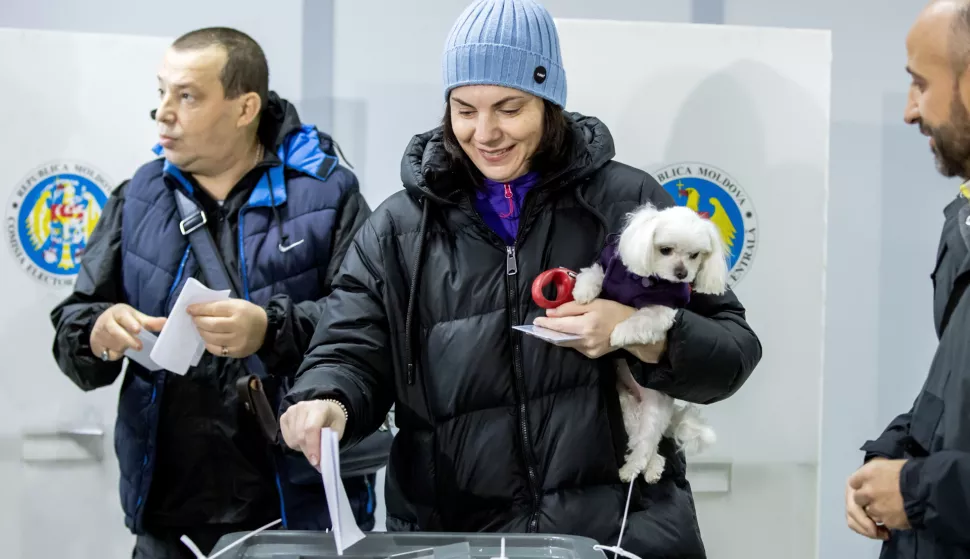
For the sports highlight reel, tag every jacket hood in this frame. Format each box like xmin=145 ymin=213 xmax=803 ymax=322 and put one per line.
xmin=260 ymin=91 xmax=345 ymax=179
xmin=400 ymin=111 xmax=616 ymax=205
xmin=152 ymin=91 xmax=343 ymax=180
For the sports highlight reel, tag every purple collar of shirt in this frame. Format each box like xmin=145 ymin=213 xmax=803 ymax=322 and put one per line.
xmin=472 ymin=172 xmax=541 ymax=246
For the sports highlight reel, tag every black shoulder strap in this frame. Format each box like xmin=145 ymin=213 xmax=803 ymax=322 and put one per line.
xmin=173 ymin=188 xmax=267 ymax=378
xmin=173 ymin=189 xmax=243 ymax=297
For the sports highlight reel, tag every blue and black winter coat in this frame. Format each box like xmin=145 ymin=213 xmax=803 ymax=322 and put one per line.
xmin=51 ymin=93 xmax=387 ymax=535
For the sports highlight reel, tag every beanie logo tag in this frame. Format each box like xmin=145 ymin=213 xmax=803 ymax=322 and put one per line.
xmin=533 ymin=66 xmax=547 ymax=84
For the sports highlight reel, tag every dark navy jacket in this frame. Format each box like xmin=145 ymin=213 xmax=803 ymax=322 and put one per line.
xmin=51 ymin=94 xmax=382 ymax=535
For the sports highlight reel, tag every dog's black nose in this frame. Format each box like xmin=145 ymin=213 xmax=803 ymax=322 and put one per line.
xmin=674 ymin=267 xmax=688 ymax=280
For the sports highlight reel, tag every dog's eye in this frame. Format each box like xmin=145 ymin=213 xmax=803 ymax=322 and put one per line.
xmin=659 ymin=247 xmax=673 ymax=256
xmin=689 ymin=252 xmax=700 ymax=260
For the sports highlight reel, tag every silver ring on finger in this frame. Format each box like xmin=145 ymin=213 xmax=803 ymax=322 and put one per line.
xmin=101 ymin=349 xmax=110 ymax=362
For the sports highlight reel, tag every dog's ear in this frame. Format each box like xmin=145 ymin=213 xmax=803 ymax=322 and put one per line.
xmin=622 ymin=203 xmax=661 ymax=227
xmin=617 ymin=204 xmax=661 ymax=275
xmin=694 ymin=220 xmax=729 ymax=295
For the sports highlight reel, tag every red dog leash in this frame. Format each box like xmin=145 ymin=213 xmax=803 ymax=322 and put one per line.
xmin=531 ymin=267 xmax=578 ymax=309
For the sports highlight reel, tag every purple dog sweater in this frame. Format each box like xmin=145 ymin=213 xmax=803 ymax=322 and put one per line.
xmin=598 ymin=236 xmax=691 ymax=309
xmin=472 ymin=172 xmax=540 ymax=246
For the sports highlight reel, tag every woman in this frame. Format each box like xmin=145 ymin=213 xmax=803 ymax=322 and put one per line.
xmin=280 ymin=0 xmax=761 ymax=556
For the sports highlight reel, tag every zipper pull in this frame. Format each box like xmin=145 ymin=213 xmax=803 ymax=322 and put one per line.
xmin=500 ymin=183 xmax=514 ymax=218
xmin=506 ymin=246 xmax=518 ymax=276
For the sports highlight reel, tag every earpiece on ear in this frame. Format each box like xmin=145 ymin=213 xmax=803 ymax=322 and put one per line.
xmin=694 ymin=220 xmax=729 ymax=295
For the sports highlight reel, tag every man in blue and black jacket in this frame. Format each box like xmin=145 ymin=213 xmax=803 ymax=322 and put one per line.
xmin=50 ymin=27 xmax=390 ymax=558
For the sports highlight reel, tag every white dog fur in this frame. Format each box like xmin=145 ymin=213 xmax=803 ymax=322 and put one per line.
xmin=572 ymin=203 xmax=728 ymax=483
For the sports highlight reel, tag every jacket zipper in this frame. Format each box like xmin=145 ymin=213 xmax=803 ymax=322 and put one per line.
xmin=505 ymin=246 xmax=518 ymax=275
xmin=456 ymin=186 xmax=552 ymax=531
xmin=461 ymin=192 xmax=543 ymax=531
xmin=504 ymin=245 xmax=541 ymax=532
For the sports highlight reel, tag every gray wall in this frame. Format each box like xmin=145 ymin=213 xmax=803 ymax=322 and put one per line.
xmin=0 ymin=0 xmax=308 ymax=100
xmin=0 ymin=0 xmax=955 ymax=557
xmin=720 ymin=2 xmax=949 ymax=557
xmin=328 ymin=1 xmax=692 ymax=204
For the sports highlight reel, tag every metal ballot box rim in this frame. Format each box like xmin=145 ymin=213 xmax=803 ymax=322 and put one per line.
xmin=209 ymin=530 xmax=608 ymax=559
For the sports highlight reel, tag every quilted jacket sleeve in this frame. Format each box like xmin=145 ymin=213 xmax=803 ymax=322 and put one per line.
xmin=256 ymin=187 xmax=372 ymax=376
xmin=280 ymin=217 xmax=394 ymax=447
xmin=640 ymin=290 xmax=762 ymax=404
xmin=49 ymin=181 xmax=128 ymax=391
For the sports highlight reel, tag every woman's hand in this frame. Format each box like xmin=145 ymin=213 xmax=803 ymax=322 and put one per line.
xmin=280 ymin=400 xmax=348 ymax=468
xmin=533 ymin=299 xmax=635 ymax=358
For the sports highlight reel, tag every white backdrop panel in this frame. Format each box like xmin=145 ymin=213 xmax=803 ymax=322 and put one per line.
xmin=0 ymin=27 xmax=172 ymax=558
xmin=557 ymin=19 xmax=832 ymax=466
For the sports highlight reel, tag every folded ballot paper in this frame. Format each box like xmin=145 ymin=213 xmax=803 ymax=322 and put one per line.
xmin=123 ymin=328 xmax=164 ymax=371
xmin=181 ymin=518 xmax=282 ymax=559
xmin=321 ymin=427 xmax=367 ymax=554
xmin=149 ymin=277 xmax=231 ymax=375
xmin=180 ymin=428 xmax=368 ymax=558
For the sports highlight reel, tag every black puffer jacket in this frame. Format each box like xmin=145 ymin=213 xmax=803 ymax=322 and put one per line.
xmin=283 ymin=113 xmax=762 ymax=558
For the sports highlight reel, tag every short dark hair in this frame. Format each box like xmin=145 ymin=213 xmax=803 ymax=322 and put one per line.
xmin=172 ymin=27 xmax=269 ymax=109
xmin=441 ymin=98 xmax=573 ymax=186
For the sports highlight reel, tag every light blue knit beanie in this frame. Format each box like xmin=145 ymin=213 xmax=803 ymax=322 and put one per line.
xmin=443 ymin=0 xmax=567 ymax=107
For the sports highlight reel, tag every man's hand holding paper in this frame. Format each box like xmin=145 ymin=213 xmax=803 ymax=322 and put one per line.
xmin=149 ymin=278 xmax=231 ymax=374
xmin=187 ymin=299 xmax=268 ymax=359
xmin=89 ymin=303 xmax=167 ymax=362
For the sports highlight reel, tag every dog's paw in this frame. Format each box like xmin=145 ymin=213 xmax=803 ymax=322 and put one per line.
xmin=657 ymin=307 xmax=677 ymax=330
xmin=572 ymin=264 xmax=605 ymax=304
xmin=642 ymin=454 xmax=666 ymax=484
xmin=618 ymin=462 xmax=641 ymax=482
xmin=609 ymin=307 xmax=675 ymax=347
xmin=610 ymin=319 xmax=657 ymax=347
xmin=610 ymin=323 xmax=636 ymax=347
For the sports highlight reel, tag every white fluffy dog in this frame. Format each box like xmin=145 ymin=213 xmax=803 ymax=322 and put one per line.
xmin=572 ymin=203 xmax=729 ymax=483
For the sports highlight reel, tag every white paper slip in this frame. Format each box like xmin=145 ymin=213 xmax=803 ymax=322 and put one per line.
xmin=124 ymin=330 xmax=163 ymax=371
xmin=190 ymin=338 xmax=206 ymax=368
xmin=180 ymin=518 xmax=281 ymax=559
xmin=321 ymin=427 xmax=366 ymax=555
xmin=150 ymin=277 xmax=231 ymax=375
xmin=512 ymin=324 xmax=583 ymax=344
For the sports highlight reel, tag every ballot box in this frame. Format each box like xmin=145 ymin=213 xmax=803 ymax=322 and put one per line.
xmin=208 ymin=531 xmax=607 ymax=559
